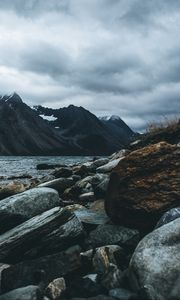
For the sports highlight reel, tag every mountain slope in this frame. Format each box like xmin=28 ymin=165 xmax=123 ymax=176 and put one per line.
xmin=0 ymin=93 xmax=134 ymax=155
xmin=34 ymin=104 xmax=134 ymax=154
xmin=0 ymin=94 xmax=75 ymax=155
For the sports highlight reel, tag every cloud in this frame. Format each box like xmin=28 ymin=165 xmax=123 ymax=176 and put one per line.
xmin=0 ymin=0 xmax=179 ymax=131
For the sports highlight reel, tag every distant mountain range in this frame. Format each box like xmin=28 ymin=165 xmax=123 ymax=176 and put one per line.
xmin=0 ymin=93 xmax=134 ymax=155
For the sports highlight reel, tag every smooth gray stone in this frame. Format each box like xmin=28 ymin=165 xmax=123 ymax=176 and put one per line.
xmin=129 ymin=218 xmax=180 ymax=300
xmin=0 ymin=188 xmax=60 ymax=233
xmin=0 ymin=285 xmax=42 ymax=300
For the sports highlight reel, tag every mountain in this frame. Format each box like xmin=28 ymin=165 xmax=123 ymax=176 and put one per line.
xmin=99 ymin=115 xmax=134 ymax=144
xmin=34 ymin=104 xmax=134 ymax=154
xmin=0 ymin=93 xmax=134 ymax=155
xmin=0 ymin=94 xmax=75 ymax=155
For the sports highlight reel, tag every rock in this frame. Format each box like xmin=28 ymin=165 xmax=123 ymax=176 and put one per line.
xmin=0 ymin=182 xmax=27 ymax=200
xmin=83 ymin=274 xmax=98 ymax=282
xmin=2 ymin=245 xmax=81 ymax=293
xmin=129 ymin=217 xmax=180 ymax=300
xmin=94 ymin=178 xmax=109 ymax=199
xmin=0 ymin=188 xmax=60 ymax=234
xmin=105 ymin=142 xmax=180 ymax=233
xmin=52 ymin=167 xmax=72 ymax=178
xmin=37 ymin=164 xmax=64 ymax=170
xmin=66 ymin=277 xmax=103 ymax=298
xmin=45 ymin=278 xmax=66 ymax=300
xmin=109 ymin=288 xmax=137 ymax=300
xmin=81 ymin=158 xmax=110 ymax=171
xmin=38 ymin=178 xmax=74 ymax=195
xmin=24 ymin=210 xmax=84 ymax=259
xmin=168 ymin=276 xmax=180 ymax=300
xmin=7 ymin=174 xmax=32 ymax=180
xmin=66 ymin=204 xmax=85 ymax=212
xmin=74 ymin=209 xmax=109 ymax=228
xmin=92 ymin=245 xmax=124 ymax=275
xmin=155 ymin=207 xmax=180 ymax=229
xmin=110 ymin=149 xmax=127 ymax=161
xmin=0 ymin=264 xmax=10 ymax=293
xmin=71 ymin=295 xmax=114 ymax=300
xmin=76 ymin=174 xmax=108 ymax=190
xmin=0 ymin=207 xmax=83 ymax=263
xmin=81 ymin=245 xmax=125 ymax=278
xmin=63 ymin=174 xmax=108 ymax=201
xmin=93 ymin=158 xmax=109 ymax=168
xmin=73 ymin=165 xmax=90 ymax=177
xmin=97 ymin=158 xmax=124 ymax=173
xmin=89 ymin=200 xmax=105 ymax=212
xmin=87 ymin=224 xmax=139 ymax=251
xmin=79 ymin=192 xmax=95 ymax=203
xmin=0 ymin=285 xmax=42 ymax=300
xmin=100 ymin=263 xmax=123 ymax=290
xmin=72 ymin=175 xmax=82 ymax=182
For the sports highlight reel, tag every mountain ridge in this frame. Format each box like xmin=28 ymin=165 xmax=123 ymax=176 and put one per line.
xmin=0 ymin=93 xmax=134 ymax=155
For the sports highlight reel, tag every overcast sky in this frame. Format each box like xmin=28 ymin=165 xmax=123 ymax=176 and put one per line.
xmin=0 ymin=0 xmax=180 ymax=131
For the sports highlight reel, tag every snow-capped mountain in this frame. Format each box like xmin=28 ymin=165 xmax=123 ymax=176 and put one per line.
xmin=0 ymin=93 xmax=134 ymax=155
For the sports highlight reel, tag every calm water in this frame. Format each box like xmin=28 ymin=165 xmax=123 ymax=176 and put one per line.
xmin=0 ymin=156 xmax=94 ymax=180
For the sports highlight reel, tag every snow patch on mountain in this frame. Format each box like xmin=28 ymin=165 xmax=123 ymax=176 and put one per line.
xmin=99 ymin=115 xmax=121 ymax=121
xmin=39 ymin=114 xmax=57 ymax=121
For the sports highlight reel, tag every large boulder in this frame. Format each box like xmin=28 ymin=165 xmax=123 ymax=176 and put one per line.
xmin=0 ymin=188 xmax=60 ymax=233
xmin=128 ymin=217 xmax=180 ymax=300
xmin=105 ymin=142 xmax=180 ymax=232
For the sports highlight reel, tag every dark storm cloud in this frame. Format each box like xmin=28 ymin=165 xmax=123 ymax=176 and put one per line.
xmin=0 ymin=0 xmax=179 ymax=131
xmin=20 ymin=42 xmax=70 ymax=78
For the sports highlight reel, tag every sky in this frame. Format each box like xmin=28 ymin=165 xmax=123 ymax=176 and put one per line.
xmin=0 ymin=0 xmax=180 ymax=131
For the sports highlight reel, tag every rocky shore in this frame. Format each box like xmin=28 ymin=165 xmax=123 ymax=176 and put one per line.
xmin=0 ymin=125 xmax=179 ymax=300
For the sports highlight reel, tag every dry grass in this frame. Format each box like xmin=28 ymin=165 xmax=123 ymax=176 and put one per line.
xmin=146 ymin=116 xmax=179 ymax=135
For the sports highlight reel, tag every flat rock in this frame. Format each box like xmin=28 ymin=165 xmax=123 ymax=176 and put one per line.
xmin=97 ymin=158 xmax=124 ymax=173
xmin=0 ymin=187 xmax=60 ymax=233
xmin=105 ymin=142 xmax=180 ymax=233
xmin=87 ymin=224 xmax=139 ymax=250
xmin=0 ymin=207 xmax=82 ymax=263
xmin=74 ymin=209 xmax=109 ymax=227
xmin=38 ymin=178 xmax=74 ymax=195
xmin=129 ymin=218 xmax=180 ymax=300
xmin=2 ymin=245 xmax=81 ymax=293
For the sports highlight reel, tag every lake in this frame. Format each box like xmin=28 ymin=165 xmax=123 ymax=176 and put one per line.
xmin=0 ymin=156 xmax=94 ymax=181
